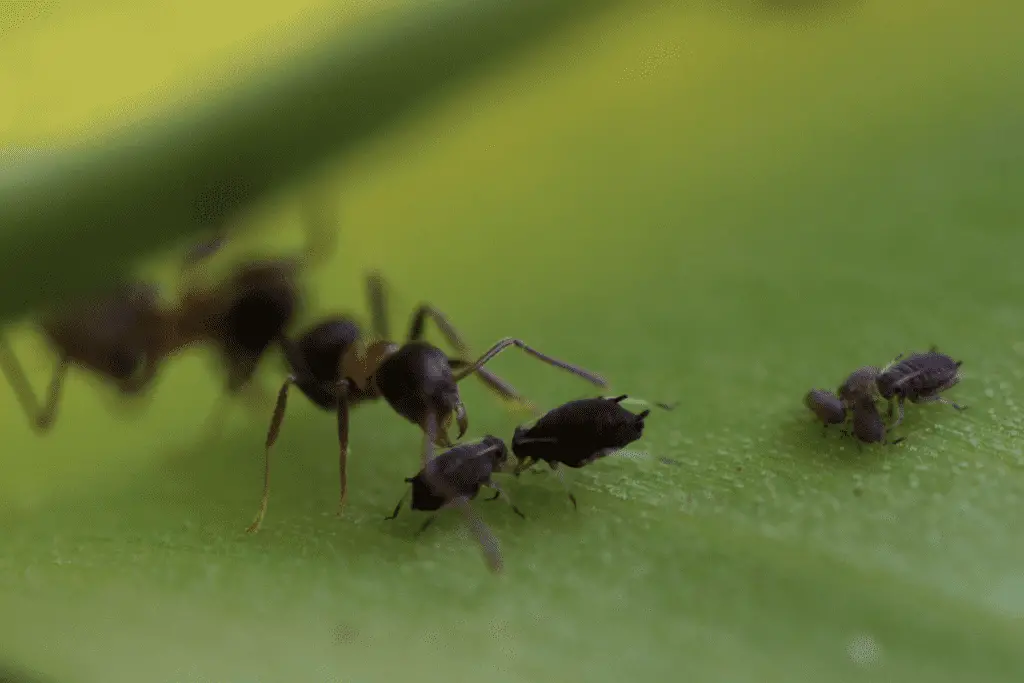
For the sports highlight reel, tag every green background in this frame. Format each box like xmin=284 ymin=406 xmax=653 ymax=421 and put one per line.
xmin=2 ymin=2 xmax=1023 ymax=681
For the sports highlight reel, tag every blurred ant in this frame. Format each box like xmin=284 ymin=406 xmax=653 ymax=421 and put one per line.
xmin=0 ymin=197 xmax=337 ymax=433
xmin=384 ymin=435 xmax=524 ymax=572
xmin=509 ymin=394 xmax=668 ymax=509
xmin=245 ymin=270 xmax=607 ymax=532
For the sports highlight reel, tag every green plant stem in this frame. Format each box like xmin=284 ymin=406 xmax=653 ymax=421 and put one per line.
xmin=0 ymin=0 xmax=627 ymax=322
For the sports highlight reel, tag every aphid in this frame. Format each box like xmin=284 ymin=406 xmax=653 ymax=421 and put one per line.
xmin=510 ymin=394 xmax=649 ymax=509
xmin=804 ymin=388 xmax=846 ymax=434
xmin=876 ymin=347 xmax=966 ymax=428
xmin=245 ymin=270 xmax=604 ymax=532
xmin=844 ymin=396 xmax=904 ymax=448
xmin=837 ymin=365 xmax=881 ymax=405
xmin=384 ymin=435 xmax=524 ymax=572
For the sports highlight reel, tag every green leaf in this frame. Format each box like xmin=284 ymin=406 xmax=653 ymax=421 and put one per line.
xmin=0 ymin=0 xmax=626 ymax=323
xmin=2 ymin=2 xmax=1024 ymax=682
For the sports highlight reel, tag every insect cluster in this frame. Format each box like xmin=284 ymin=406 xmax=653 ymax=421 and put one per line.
xmin=804 ymin=346 xmax=967 ymax=447
xmin=1 ymin=212 xmax=665 ymax=573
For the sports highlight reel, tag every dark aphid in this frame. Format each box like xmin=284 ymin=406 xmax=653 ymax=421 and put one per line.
xmin=876 ymin=347 xmax=966 ymax=429
xmin=804 ymin=388 xmax=846 ymax=434
xmin=510 ymin=394 xmax=649 ymax=509
xmin=384 ymin=435 xmax=525 ymax=573
xmin=245 ymin=271 xmax=607 ymax=533
xmin=845 ymin=397 xmax=904 ymax=448
xmin=837 ymin=365 xmax=881 ymax=405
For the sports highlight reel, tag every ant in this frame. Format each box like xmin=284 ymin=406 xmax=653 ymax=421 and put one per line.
xmin=384 ymin=435 xmax=524 ymax=573
xmin=0 ymin=199 xmax=336 ymax=434
xmin=245 ymin=270 xmax=608 ymax=532
xmin=509 ymin=394 xmax=664 ymax=509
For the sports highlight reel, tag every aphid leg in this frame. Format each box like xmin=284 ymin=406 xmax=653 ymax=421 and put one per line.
xmin=335 ymin=379 xmax=353 ymax=516
xmin=549 ymin=463 xmax=578 ymax=510
xmin=0 ymin=335 xmax=68 ymax=433
xmin=486 ymin=481 xmax=526 ymax=519
xmin=887 ymin=437 xmax=906 ymax=446
xmin=384 ymin=483 xmax=412 ymax=521
xmin=453 ymin=337 xmax=607 ymax=389
xmin=889 ymin=396 xmax=907 ymax=429
xmin=246 ymin=375 xmax=295 ymax=533
xmin=421 ymin=412 xmax=503 ymax=572
xmin=913 ymin=395 xmax=968 ymax=412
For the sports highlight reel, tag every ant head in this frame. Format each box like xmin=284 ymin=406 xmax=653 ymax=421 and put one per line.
xmin=480 ymin=435 xmax=511 ymax=469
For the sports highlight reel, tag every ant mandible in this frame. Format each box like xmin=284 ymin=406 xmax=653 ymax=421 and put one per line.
xmin=245 ymin=271 xmax=607 ymax=532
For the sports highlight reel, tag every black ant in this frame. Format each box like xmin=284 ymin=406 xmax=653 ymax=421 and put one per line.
xmin=509 ymin=394 xmax=664 ymax=509
xmin=0 ymin=200 xmax=335 ymax=434
xmin=245 ymin=270 xmax=607 ymax=532
xmin=384 ymin=435 xmax=525 ymax=573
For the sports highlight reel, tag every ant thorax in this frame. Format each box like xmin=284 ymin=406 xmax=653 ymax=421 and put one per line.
xmin=343 ymin=339 xmax=399 ymax=392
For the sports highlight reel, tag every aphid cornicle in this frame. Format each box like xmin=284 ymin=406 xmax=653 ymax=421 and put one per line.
xmin=245 ymin=270 xmax=607 ymax=534
xmin=876 ymin=347 xmax=966 ymax=429
xmin=384 ymin=435 xmax=525 ymax=573
xmin=511 ymin=394 xmax=650 ymax=509
xmin=804 ymin=388 xmax=846 ymax=434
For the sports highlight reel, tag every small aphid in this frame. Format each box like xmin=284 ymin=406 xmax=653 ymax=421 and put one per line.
xmin=876 ymin=347 xmax=966 ymax=429
xmin=837 ymin=365 xmax=881 ymax=405
xmin=385 ymin=435 xmax=525 ymax=573
xmin=804 ymin=388 xmax=846 ymax=435
xmin=511 ymin=394 xmax=650 ymax=509
xmin=845 ymin=397 xmax=904 ymax=448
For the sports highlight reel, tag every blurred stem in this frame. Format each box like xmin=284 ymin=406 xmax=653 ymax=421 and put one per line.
xmin=0 ymin=0 xmax=628 ymax=322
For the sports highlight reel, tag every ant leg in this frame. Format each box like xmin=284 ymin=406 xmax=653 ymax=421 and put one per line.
xmin=246 ymin=375 xmax=295 ymax=533
xmin=404 ymin=301 xmax=531 ymax=410
xmin=448 ymin=358 xmax=531 ymax=409
xmin=335 ymin=380 xmax=353 ymax=516
xmin=421 ymin=412 xmax=503 ymax=573
xmin=487 ymin=481 xmax=526 ymax=519
xmin=34 ymin=356 xmax=70 ymax=432
xmin=296 ymin=188 xmax=341 ymax=270
xmin=550 ymin=463 xmax=578 ymax=510
xmin=0 ymin=334 xmax=57 ymax=432
xmin=182 ymin=232 xmax=229 ymax=268
xmin=452 ymin=338 xmax=607 ymax=389
xmin=484 ymin=490 xmax=502 ymax=502
xmin=366 ymin=271 xmax=390 ymax=341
